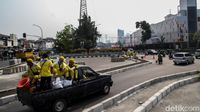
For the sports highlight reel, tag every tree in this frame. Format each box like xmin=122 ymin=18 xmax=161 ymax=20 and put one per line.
xmin=54 ymin=25 xmax=75 ymax=53
xmin=160 ymin=35 xmax=165 ymax=49
xmin=75 ymin=14 xmax=101 ymax=54
xmin=193 ymin=31 xmax=200 ymax=49
xmin=135 ymin=21 xmax=151 ymax=44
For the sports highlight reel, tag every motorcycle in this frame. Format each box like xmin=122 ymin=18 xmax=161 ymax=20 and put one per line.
xmin=157 ymin=54 xmax=163 ymax=64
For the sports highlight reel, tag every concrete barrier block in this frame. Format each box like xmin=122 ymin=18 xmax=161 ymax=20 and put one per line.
xmin=179 ymin=81 xmax=185 ymax=87
xmin=166 ymin=86 xmax=171 ymax=95
xmin=155 ymin=92 xmax=162 ymax=101
xmin=189 ymin=71 xmax=198 ymax=75
xmin=91 ymin=103 xmax=103 ymax=112
xmin=160 ymin=88 xmax=167 ymax=97
xmin=133 ymin=106 xmax=145 ymax=112
xmin=0 ymin=94 xmax=17 ymax=106
xmin=143 ymin=80 xmax=151 ymax=87
xmin=102 ymin=97 xmax=114 ymax=109
xmin=127 ymin=87 xmax=136 ymax=95
xmin=174 ymin=82 xmax=180 ymax=89
xmin=112 ymin=94 xmax=122 ymax=105
xmin=169 ymin=84 xmax=175 ymax=91
xmin=148 ymin=96 xmax=157 ymax=107
xmin=149 ymin=78 xmax=160 ymax=85
xmin=137 ymin=82 xmax=146 ymax=89
xmin=120 ymin=91 xmax=129 ymax=99
xmin=142 ymin=100 xmax=153 ymax=112
xmin=189 ymin=77 xmax=199 ymax=83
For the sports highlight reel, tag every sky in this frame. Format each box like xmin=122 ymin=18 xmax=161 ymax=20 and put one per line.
xmin=0 ymin=0 xmax=199 ymax=41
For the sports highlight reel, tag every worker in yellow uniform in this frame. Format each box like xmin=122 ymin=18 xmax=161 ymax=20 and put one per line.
xmin=54 ymin=56 xmax=69 ymax=79
xmin=68 ymin=58 xmax=79 ymax=81
xmin=26 ymin=58 xmax=41 ymax=87
xmin=39 ymin=53 xmax=54 ymax=90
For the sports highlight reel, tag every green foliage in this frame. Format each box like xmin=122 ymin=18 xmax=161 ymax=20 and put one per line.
xmin=135 ymin=21 xmax=152 ymax=44
xmin=39 ymin=51 xmax=51 ymax=57
xmin=75 ymin=14 xmax=101 ymax=52
xmin=71 ymin=48 xmax=86 ymax=53
xmin=55 ymin=25 xmax=75 ymax=53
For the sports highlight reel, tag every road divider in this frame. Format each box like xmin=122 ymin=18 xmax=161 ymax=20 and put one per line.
xmin=134 ymin=76 xmax=199 ymax=112
xmin=2 ymin=64 xmax=27 ymax=75
xmin=83 ymin=70 xmax=199 ymax=112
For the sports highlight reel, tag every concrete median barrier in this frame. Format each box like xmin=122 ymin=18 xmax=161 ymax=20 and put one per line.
xmin=0 ymin=94 xmax=17 ymax=106
xmin=133 ymin=76 xmax=199 ymax=112
xmin=83 ymin=70 xmax=199 ymax=112
xmin=2 ymin=64 xmax=27 ymax=75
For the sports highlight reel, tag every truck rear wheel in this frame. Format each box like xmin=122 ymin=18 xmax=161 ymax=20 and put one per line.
xmin=52 ymin=99 xmax=67 ymax=112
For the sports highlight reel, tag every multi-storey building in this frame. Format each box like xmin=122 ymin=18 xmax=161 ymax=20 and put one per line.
xmin=132 ymin=0 xmax=198 ymax=48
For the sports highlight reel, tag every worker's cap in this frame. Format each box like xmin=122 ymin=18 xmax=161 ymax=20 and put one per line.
xmin=27 ymin=58 xmax=33 ymax=63
xmin=59 ymin=56 xmax=65 ymax=61
xmin=69 ymin=58 xmax=75 ymax=63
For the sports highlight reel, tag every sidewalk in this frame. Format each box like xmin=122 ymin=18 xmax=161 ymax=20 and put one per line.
xmin=0 ymin=57 xmax=139 ymax=90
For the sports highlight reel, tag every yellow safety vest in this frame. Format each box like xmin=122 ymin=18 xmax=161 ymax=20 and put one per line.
xmin=27 ymin=64 xmax=41 ymax=79
xmin=69 ymin=64 xmax=79 ymax=80
xmin=54 ymin=62 xmax=67 ymax=77
xmin=39 ymin=59 xmax=53 ymax=77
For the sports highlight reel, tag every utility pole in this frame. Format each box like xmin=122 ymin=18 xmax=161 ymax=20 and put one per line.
xmin=79 ymin=0 xmax=88 ymax=25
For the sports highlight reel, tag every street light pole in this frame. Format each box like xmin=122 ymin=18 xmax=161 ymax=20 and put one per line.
xmin=32 ymin=24 xmax=43 ymax=39
xmin=32 ymin=24 xmax=43 ymax=50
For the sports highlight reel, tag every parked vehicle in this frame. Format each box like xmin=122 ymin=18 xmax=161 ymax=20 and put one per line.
xmin=17 ymin=65 xmax=113 ymax=112
xmin=173 ymin=52 xmax=194 ymax=65
xmin=145 ymin=49 xmax=158 ymax=55
xmin=195 ymin=49 xmax=200 ymax=59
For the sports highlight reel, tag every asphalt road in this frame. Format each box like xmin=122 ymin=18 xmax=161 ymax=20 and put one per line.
xmin=0 ymin=57 xmax=136 ymax=90
xmin=1 ymin=56 xmax=200 ymax=112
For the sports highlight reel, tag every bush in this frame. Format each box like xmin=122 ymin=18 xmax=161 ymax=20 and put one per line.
xmin=71 ymin=49 xmax=86 ymax=53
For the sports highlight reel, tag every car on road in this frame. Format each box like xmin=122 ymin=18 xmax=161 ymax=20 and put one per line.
xmin=195 ymin=49 xmax=200 ymax=59
xmin=17 ymin=65 xmax=113 ymax=112
xmin=145 ymin=49 xmax=158 ymax=55
xmin=173 ymin=52 xmax=194 ymax=65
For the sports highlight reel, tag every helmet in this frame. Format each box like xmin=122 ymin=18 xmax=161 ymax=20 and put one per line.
xmin=27 ymin=58 xmax=33 ymax=63
xmin=69 ymin=58 xmax=75 ymax=63
xmin=59 ymin=56 xmax=65 ymax=61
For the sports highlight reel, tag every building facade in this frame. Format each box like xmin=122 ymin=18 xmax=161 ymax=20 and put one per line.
xmin=117 ymin=29 xmax=125 ymax=45
xmin=133 ymin=0 xmax=198 ymax=48
xmin=0 ymin=34 xmax=18 ymax=48
xmin=198 ymin=9 xmax=200 ymax=31
xmin=35 ymin=37 xmax=55 ymax=50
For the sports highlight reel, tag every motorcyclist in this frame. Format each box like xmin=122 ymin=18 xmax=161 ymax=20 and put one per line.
xmin=158 ymin=53 xmax=163 ymax=64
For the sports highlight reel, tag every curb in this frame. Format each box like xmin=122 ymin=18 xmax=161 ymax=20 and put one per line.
xmin=105 ymin=61 xmax=152 ymax=76
xmin=0 ymin=60 xmax=152 ymax=106
xmin=133 ymin=76 xmax=199 ymax=112
xmin=0 ymin=94 xmax=17 ymax=106
xmin=82 ymin=70 xmax=199 ymax=112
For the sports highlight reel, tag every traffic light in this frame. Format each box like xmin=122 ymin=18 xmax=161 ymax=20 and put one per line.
xmin=23 ymin=33 xmax=26 ymax=38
